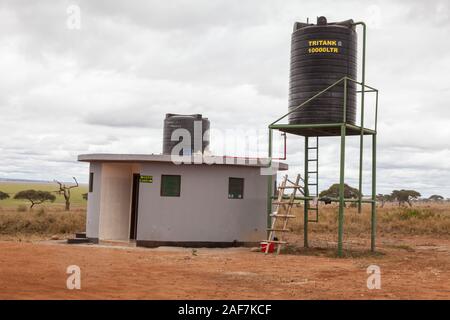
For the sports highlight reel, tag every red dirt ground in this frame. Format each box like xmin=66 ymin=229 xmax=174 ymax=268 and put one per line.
xmin=0 ymin=235 xmax=449 ymax=299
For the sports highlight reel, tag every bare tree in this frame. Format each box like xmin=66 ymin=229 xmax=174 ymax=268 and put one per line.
xmin=54 ymin=177 xmax=79 ymax=211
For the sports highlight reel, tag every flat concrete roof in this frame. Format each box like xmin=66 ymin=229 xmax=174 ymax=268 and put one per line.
xmin=78 ymin=153 xmax=288 ymax=170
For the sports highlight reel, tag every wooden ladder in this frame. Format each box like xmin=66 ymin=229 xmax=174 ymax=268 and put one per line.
xmin=264 ymin=174 xmax=304 ymax=254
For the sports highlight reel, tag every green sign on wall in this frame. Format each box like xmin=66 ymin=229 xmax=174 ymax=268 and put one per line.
xmin=140 ymin=175 xmax=153 ymax=183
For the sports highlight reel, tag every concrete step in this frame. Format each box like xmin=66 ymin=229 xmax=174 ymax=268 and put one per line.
xmin=75 ymin=232 xmax=86 ymax=238
xmin=67 ymin=238 xmax=91 ymax=244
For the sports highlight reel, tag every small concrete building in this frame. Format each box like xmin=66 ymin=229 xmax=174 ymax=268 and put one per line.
xmin=78 ymin=154 xmax=287 ymax=247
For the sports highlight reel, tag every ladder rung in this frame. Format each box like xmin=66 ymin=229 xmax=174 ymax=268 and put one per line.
xmin=279 ymin=185 xmax=302 ymax=189
xmin=307 ymin=147 xmax=318 ymax=150
xmin=308 ymin=207 xmax=319 ymax=210
xmin=308 ymin=183 xmax=318 ymax=186
xmin=308 ymin=171 xmax=318 ymax=174
xmin=267 ymin=228 xmax=291 ymax=232
xmin=262 ymin=240 xmax=287 ymax=244
xmin=272 ymin=201 xmax=295 ymax=205
xmin=270 ymin=214 xmax=296 ymax=218
xmin=308 ymin=159 xmax=318 ymax=161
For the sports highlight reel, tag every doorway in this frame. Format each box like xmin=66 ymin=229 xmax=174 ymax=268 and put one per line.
xmin=129 ymin=173 xmax=140 ymax=240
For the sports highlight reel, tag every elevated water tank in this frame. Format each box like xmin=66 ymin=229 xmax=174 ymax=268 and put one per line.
xmin=288 ymin=16 xmax=357 ymax=125
xmin=162 ymin=114 xmax=210 ymax=155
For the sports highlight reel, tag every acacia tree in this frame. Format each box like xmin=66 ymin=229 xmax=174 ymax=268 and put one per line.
xmin=54 ymin=177 xmax=79 ymax=211
xmin=0 ymin=191 xmax=10 ymax=200
xmin=14 ymin=190 xmax=56 ymax=209
xmin=428 ymin=195 xmax=444 ymax=202
xmin=319 ymin=183 xmax=361 ymax=206
xmin=0 ymin=191 xmax=9 ymax=200
xmin=391 ymin=189 xmax=421 ymax=207
xmin=320 ymin=183 xmax=361 ymax=198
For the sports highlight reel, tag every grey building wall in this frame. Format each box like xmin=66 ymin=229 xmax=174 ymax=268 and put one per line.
xmin=136 ymin=163 xmax=269 ymax=244
xmin=85 ymin=160 xmax=273 ymax=246
xmin=86 ymin=162 xmax=102 ymax=239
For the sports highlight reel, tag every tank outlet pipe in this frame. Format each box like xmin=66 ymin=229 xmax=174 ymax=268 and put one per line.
xmin=223 ymin=132 xmax=286 ymax=161
xmin=352 ymin=21 xmax=366 ymax=213
xmin=272 ymin=132 xmax=287 ymax=160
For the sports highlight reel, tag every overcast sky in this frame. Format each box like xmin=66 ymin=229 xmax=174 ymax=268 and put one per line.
xmin=0 ymin=0 xmax=449 ymax=197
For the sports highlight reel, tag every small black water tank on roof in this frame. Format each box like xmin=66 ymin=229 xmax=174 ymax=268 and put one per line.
xmin=163 ymin=114 xmax=210 ymax=156
xmin=288 ymin=16 xmax=357 ymax=125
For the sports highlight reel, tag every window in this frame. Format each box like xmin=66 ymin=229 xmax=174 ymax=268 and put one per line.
xmin=228 ymin=177 xmax=244 ymax=199
xmin=161 ymin=175 xmax=181 ymax=197
xmin=89 ymin=172 xmax=94 ymax=192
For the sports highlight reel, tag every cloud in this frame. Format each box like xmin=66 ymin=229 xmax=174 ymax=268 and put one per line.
xmin=0 ymin=0 xmax=449 ymax=197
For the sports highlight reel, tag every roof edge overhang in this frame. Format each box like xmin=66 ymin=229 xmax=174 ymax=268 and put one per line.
xmin=78 ymin=153 xmax=288 ymax=171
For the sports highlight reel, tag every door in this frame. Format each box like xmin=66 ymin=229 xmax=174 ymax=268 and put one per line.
xmin=129 ymin=173 xmax=140 ymax=240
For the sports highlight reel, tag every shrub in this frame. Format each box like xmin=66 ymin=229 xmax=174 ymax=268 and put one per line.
xmin=396 ymin=208 xmax=435 ymax=220
xmin=17 ymin=205 xmax=27 ymax=212
xmin=36 ymin=207 xmax=46 ymax=216
xmin=0 ymin=210 xmax=86 ymax=235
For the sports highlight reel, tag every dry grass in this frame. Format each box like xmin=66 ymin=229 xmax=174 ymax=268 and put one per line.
xmin=0 ymin=205 xmax=85 ymax=240
xmin=0 ymin=200 xmax=449 ymax=243
xmin=281 ymin=202 xmax=450 ymax=237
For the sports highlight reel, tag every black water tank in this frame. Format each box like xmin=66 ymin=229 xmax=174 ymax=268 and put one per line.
xmin=288 ymin=17 xmax=357 ymax=124
xmin=163 ymin=114 xmax=210 ymax=155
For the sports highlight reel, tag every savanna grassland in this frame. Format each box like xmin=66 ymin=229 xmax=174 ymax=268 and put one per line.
xmin=0 ymin=180 xmax=449 ymax=243
xmin=281 ymin=202 xmax=450 ymax=257
xmin=290 ymin=202 xmax=450 ymax=238
xmin=0 ymin=181 xmax=87 ymax=240
xmin=0 ymin=181 xmax=87 ymax=207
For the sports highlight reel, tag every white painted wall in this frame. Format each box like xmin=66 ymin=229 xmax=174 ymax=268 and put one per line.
xmin=98 ymin=163 xmax=133 ymax=240
xmin=136 ymin=163 xmax=270 ymax=243
xmin=86 ymin=162 xmax=102 ymax=239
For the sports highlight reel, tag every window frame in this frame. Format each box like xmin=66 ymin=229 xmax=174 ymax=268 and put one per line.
xmin=160 ymin=174 xmax=181 ymax=197
xmin=228 ymin=177 xmax=244 ymax=199
xmin=89 ymin=172 xmax=94 ymax=192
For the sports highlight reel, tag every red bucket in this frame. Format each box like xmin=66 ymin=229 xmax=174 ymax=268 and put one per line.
xmin=260 ymin=241 xmax=275 ymax=253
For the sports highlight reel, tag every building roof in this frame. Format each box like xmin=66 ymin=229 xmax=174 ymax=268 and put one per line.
xmin=78 ymin=153 xmax=288 ymax=170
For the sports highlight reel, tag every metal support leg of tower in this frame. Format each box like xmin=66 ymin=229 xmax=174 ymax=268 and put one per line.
xmin=356 ymin=21 xmax=367 ymax=213
xmin=267 ymin=129 xmax=273 ymax=234
xmin=338 ymin=124 xmax=346 ymax=257
xmin=304 ymin=137 xmax=309 ymax=248
xmin=371 ymin=134 xmax=377 ymax=252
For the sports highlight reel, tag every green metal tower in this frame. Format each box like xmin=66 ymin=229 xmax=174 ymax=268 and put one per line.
xmin=266 ymin=22 xmax=378 ymax=257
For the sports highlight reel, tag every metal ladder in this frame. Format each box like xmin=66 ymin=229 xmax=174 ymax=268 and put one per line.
xmin=306 ymin=137 xmax=319 ymax=223
xmin=264 ymin=174 xmax=303 ymax=254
